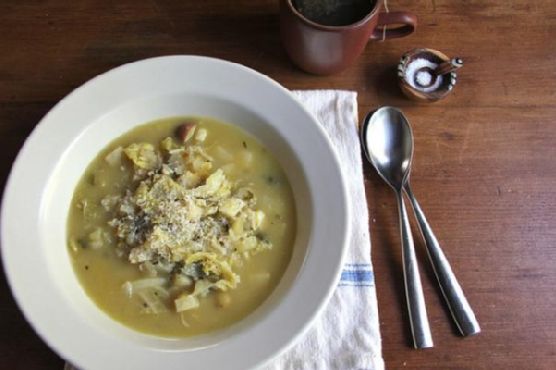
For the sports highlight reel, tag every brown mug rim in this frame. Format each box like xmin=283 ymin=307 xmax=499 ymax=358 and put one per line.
xmin=284 ymin=0 xmax=382 ymax=30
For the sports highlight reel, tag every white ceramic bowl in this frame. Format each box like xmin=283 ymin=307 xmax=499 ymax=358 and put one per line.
xmin=1 ymin=56 xmax=350 ymax=370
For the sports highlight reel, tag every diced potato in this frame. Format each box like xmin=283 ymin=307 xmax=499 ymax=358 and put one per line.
xmin=219 ymin=198 xmax=244 ymax=218
xmin=124 ymin=143 xmax=160 ymax=170
xmin=191 ymin=157 xmax=212 ymax=174
xmin=186 ymin=202 xmax=203 ymax=220
xmin=204 ymin=169 xmax=225 ymax=193
xmin=129 ymin=243 xmax=156 ymax=264
xmin=250 ymin=272 xmax=271 ymax=287
xmin=239 ymin=150 xmax=253 ymax=167
xmin=252 ymin=210 xmax=265 ymax=229
xmin=171 ymin=274 xmax=193 ymax=288
xmin=195 ymin=128 xmax=208 ymax=142
xmin=133 ymin=182 xmax=149 ymax=205
xmin=122 ymin=281 xmax=133 ymax=298
xmin=230 ymin=219 xmax=244 ymax=238
xmin=242 ymin=236 xmax=257 ymax=251
xmin=88 ymin=227 xmax=106 ymax=249
xmin=122 ymin=277 xmax=166 ymax=296
xmin=150 ymin=286 xmax=170 ymax=300
xmin=69 ymin=238 xmax=82 ymax=253
xmin=206 ymin=206 xmax=219 ymax=215
xmin=167 ymin=152 xmax=185 ymax=175
xmin=192 ymin=280 xmax=212 ymax=298
xmin=139 ymin=261 xmax=158 ymax=277
xmin=160 ymin=137 xmax=178 ymax=152
xmin=100 ymin=195 xmax=120 ymax=211
xmin=161 ymin=164 xmax=174 ymax=175
xmin=179 ymin=171 xmax=201 ymax=188
xmin=76 ymin=198 xmax=88 ymax=210
xmin=105 ymin=147 xmax=123 ymax=167
xmin=139 ymin=289 xmax=168 ymax=314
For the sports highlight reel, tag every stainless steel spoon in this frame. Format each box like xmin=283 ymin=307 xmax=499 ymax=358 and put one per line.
xmin=362 ymin=106 xmax=481 ymax=340
xmin=361 ymin=106 xmax=433 ymax=349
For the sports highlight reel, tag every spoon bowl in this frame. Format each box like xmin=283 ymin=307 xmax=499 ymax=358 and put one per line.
xmin=361 ymin=107 xmax=413 ymax=191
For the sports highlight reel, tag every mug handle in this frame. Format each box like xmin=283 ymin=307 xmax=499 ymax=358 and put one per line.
xmin=370 ymin=11 xmax=417 ymax=41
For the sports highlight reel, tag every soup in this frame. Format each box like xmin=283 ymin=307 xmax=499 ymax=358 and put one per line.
xmin=67 ymin=117 xmax=296 ymax=337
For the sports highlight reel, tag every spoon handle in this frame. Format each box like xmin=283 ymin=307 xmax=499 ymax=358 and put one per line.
xmin=404 ymin=184 xmax=481 ymax=336
xmin=434 ymin=57 xmax=463 ymax=76
xmin=395 ymin=190 xmax=434 ymax=349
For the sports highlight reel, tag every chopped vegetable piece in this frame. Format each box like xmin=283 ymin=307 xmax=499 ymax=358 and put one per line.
xmin=250 ymin=272 xmax=271 ymax=287
xmin=69 ymin=238 xmax=83 ymax=252
xmin=124 ymin=143 xmax=160 ymax=171
xmin=220 ymin=198 xmax=244 ymax=218
xmin=139 ymin=261 xmax=158 ymax=277
xmin=138 ymin=289 xmax=168 ymax=314
xmin=176 ymin=123 xmax=196 ymax=143
xmin=88 ymin=228 xmax=107 ymax=249
xmin=239 ymin=150 xmax=253 ymax=167
xmin=171 ymin=273 xmax=193 ymax=288
xmin=105 ymin=146 xmax=123 ymax=167
xmin=121 ymin=277 xmax=166 ymax=297
xmin=195 ymin=128 xmax=207 ymax=142
xmin=175 ymin=294 xmax=200 ymax=312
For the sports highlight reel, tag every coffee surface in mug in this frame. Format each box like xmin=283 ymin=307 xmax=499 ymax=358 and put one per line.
xmin=293 ymin=0 xmax=376 ymax=26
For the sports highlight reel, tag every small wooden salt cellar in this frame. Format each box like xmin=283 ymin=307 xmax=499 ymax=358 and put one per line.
xmin=398 ymin=48 xmax=461 ymax=102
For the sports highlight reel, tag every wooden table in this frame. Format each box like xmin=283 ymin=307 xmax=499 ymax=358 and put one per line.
xmin=1 ymin=1 xmax=555 ymax=369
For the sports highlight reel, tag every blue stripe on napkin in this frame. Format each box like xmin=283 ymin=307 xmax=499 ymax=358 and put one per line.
xmin=340 ymin=270 xmax=373 ymax=282
xmin=338 ymin=266 xmax=374 ymax=287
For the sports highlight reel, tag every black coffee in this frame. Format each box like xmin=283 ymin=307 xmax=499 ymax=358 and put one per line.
xmin=293 ymin=0 xmax=375 ymax=27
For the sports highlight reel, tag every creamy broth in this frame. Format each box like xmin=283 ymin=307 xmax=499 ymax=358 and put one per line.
xmin=67 ymin=117 xmax=296 ymax=337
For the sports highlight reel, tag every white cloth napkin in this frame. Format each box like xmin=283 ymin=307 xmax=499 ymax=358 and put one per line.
xmin=261 ymin=90 xmax=384 ymax=370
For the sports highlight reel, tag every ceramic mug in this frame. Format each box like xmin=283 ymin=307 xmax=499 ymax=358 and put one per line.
xmin=280 ymin=0 xmax=417 ymax=75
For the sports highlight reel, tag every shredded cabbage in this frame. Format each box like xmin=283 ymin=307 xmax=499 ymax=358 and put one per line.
xmin=108 ymin=129 xmax=273 ymax=314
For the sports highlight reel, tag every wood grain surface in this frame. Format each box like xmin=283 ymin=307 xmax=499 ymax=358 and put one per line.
xmin=1 ymin=1 xmax=555 ymax=369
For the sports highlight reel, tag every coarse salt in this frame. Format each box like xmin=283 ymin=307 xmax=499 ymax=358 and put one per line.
xmin=415 ymin=70 xmax=432 ymax=87
xmin=404 ymin=58 xmax=443 ymax=93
